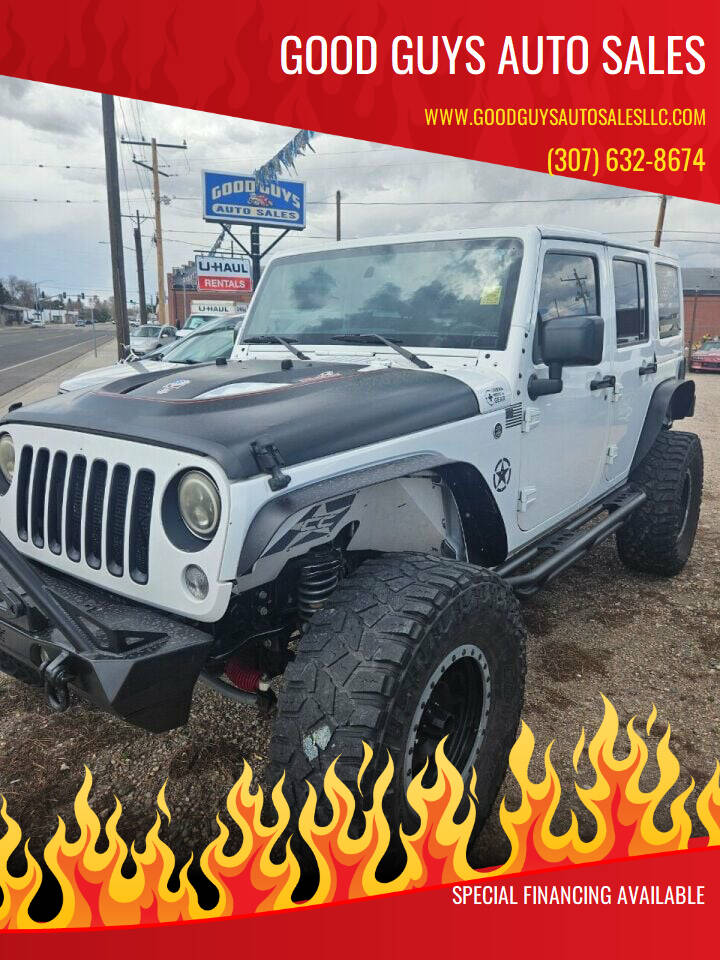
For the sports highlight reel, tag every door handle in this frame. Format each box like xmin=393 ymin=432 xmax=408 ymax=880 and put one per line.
xmin=590 ymin=374 xmax=616 ymax=391
xmin=639 ymin=361 xmax=657 ymax=375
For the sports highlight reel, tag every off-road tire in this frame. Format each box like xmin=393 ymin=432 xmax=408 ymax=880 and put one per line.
xmin=269 ymin=553 xmax=526 ymax=829
xmin=617 ymin=429 xmax=703 ymax=576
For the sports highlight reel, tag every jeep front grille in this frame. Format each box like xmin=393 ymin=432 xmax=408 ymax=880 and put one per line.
xmin=16 ymin=445 xmax=155 ymax=585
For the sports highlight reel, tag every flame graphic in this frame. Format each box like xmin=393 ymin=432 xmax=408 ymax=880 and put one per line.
xmin=1 ymin=696 xmax=718 ymax=928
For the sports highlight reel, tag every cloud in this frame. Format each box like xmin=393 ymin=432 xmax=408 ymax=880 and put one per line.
xmin=0 ymin=76 xmax=99 ymax=138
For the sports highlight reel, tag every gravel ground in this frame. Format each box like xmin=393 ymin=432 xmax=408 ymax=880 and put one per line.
xmin=1 ymin=375 xmax=718 ymax=872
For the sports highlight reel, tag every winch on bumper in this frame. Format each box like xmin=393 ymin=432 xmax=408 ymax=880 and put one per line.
xmin=0 ymin=528 xmax=212 ymax=731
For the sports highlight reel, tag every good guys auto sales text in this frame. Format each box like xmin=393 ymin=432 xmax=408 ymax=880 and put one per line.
xmin=280 ymin=35 xmax=706 ymax=76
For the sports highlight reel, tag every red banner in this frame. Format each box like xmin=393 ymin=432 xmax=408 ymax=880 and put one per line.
xmin=197 ymin=277 xmax=251 ymax=292
xmin=0 ymin=0 xmax=718 ymax=200
xmin=1 ymin=846 xmax=719 ymax=960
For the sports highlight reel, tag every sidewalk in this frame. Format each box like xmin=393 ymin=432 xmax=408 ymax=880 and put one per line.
xmin=2 ymin=338 xmax=119 ymax=411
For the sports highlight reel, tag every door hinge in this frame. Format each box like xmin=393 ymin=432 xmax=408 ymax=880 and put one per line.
xmin=522 ymin=406 xmax=541 ymax=433
xmin=517 ymin=486 xmax=537 ymax=512
xmin=611 ymin=381 xmax=623 ymax=402
xmin=251 ymin=437 xmax=291 ymax=491
xmin=605 ymin=444 xmax=619 ymax=465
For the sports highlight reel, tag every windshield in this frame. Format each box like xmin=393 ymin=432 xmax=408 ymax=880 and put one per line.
xmin=133 ymin=325 xmax=161 ymax=338
xmin=163 ymin=327 xmax=237 ymax=363
xmin=243 ymin=238 xmax=523 ymax=351
xmin=183 ymin=315 xmax=211 ymax=331
xmin=698 ymin=340 xmax=720 ymax=352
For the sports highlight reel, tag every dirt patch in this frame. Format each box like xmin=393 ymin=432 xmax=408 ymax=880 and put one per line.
xmin=535 ymin=638 xmax=612 ymax=682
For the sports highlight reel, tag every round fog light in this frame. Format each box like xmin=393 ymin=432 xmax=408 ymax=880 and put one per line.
xmin=183 ymin=564 xmax=209 ymax=600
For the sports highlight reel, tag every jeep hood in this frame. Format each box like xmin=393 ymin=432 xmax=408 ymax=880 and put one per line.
xmin=4 ymin=359 xmax=484 ymax=481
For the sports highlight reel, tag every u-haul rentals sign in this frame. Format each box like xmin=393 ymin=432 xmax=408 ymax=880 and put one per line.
xmin=195 ymin=255 xmax=253 ymax=292
xmin=201 ymin=171 xmax=306 ymax=229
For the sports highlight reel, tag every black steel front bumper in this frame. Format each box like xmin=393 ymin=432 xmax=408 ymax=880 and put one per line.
xmin=0 ymin=529 xmax=213 ymax=732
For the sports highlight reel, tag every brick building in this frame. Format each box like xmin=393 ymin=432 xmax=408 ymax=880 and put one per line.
xmin=683 ymin=267 xmax=720 ymax=347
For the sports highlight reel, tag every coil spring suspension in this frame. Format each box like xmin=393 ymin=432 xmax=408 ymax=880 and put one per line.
xmin=298 ymin=548 xmax=343 ymax=620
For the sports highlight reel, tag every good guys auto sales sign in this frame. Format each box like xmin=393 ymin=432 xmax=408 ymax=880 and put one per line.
xmin=194 ymin=255 xmax=253 ymax=292
xmin=202 ymin=171 xmax=306 ymax=229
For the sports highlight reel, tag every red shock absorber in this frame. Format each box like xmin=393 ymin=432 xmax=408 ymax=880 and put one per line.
xmin=225 ymin=658 xmax=262 ymax=692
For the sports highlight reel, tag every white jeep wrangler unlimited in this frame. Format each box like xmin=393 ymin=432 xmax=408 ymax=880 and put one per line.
xmin=0 ymin=226 xmax=701 ymax=825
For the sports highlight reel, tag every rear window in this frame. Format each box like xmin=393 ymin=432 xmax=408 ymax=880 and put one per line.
xmin=613 ymin=258 xmax=648 ymax=345
xmin=655 ymin=264 xmax=682 ymax=338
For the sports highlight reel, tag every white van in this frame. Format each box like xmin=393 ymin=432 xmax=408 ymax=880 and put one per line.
xmin=177 ymin=300 xmax=239 ymax=338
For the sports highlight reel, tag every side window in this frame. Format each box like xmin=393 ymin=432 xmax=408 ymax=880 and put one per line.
xmin=613 ymin=259 xmax=648 ymax=345
xmin=655 ymin=264 xmax=682 ymax=338
xmin=538 ymin=253 xmax=599 ymax=321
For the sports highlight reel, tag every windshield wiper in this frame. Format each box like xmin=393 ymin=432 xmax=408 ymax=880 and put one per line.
xmin=331 ymin=333 xmax=431 ymax=369
xmin=244 ymin=334 xmax=310 ymax=361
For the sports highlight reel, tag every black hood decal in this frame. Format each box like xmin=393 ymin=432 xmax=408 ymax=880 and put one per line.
xmin=3 ymin=359 xmax=479 ymax=481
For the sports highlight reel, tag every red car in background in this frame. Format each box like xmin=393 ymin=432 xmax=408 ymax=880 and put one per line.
xmin=690 ymin=338 xmax=720 ymax=373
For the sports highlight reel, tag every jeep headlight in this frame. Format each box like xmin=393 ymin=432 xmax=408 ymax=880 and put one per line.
xmin=178 ymin=470 xmax=220 ymax=539
xmin=0 ymin=434 xmax=15 ymax=484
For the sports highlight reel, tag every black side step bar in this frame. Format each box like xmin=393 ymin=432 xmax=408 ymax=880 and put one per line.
xmin=496 ymin=485 xmax=646 ymax=597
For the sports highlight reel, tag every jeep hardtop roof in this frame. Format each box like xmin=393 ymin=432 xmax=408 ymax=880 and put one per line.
xmin=263 ymin=225 xmax=680 ymax=264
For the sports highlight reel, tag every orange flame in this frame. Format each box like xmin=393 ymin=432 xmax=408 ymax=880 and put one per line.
xmin=1 ymin=695 xmax=718 ymax=928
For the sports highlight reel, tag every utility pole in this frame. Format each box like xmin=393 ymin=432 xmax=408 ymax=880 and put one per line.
xmin=150 ymin=139 xmax=167 ymax=325
xmin=122 ymin=135 xmax=187 ymax=326
xmin=133 ymin=210 xmax=148 ymax=324
xmin=101 ymin=94 xmax=130 ymax=358
xmin=336 ymin=190 xmax=341 ymax=241
xmin=654 ymin=194 xmax=668 ymax=247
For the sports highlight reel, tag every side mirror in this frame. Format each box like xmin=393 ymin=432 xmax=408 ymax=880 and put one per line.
xmin=528 ymin=315 xmax=604 ymax=400
xmin=542 ymin=314 xmax=604 ymax=367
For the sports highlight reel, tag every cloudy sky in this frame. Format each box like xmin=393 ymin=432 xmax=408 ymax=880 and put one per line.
xmin=1 ymin=76 xmax=719 ymax=303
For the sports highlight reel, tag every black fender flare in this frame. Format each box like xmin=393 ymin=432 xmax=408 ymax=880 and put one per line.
xmin=631 ymin=378 xmax=695 ymax=471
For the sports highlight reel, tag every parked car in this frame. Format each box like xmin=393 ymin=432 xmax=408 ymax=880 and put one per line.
xmin=30 ymin=315 xmax=45 ymax=328
xmin=0 ymin=227 xmax=699 ymax=836
xmin=128 ymin=323 xmax=176 ymax=355
xmin=74 ymin=317 xmax=87 ymax=327
xmin=689 ymin=338 xmax=720 ymax=373
xmin=58 ymin=314 xmax=246 ymax=393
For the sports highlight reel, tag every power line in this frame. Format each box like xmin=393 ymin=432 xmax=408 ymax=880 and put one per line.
xmin=115 ymin=100 xmax=135 ymax=223
xmin=0 ymin=197 xmax=103 ymax=204
xmin=169 ymin=193 xmax=657 ymax=207
xmin=608 ymin=229 xmax=720 ymax=236
xmin=316 ymin=195 xmax=659 ymax=207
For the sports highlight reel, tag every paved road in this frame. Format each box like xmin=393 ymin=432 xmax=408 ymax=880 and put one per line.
xmin=0 ymin=324 xmax=114 ymax=395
